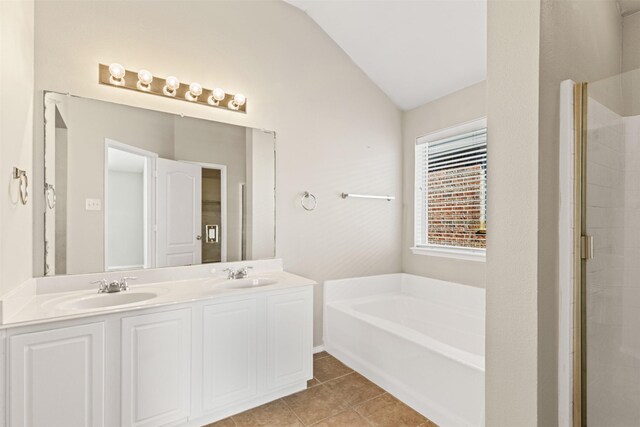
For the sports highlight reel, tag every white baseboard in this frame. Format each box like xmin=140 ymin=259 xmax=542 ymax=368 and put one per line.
xmin=313 ymin=345 xmax=324 ymax=354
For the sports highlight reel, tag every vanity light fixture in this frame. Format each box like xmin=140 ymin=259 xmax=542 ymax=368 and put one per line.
xmin=98 ymin=63 xmax=247 ymax=113
xmin=229 ymin=93 xmax=246 ymax=111
xmin=108 ymin=63 xmax=126 ymax=86
xmin=185 ymin=82 xmax=203 ymax=101
xmin=136 ymin=69 xmax=153 ymax=91
xmin=163 ymin=76 xmax=180 ymax=97
xmin=208 ymin=88 xmax=226 ymax=106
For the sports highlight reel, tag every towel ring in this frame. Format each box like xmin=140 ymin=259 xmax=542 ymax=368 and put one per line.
xmin=301 ymin=191 xmax=317 ymax=211
xmin=12 ymin=167 xmax=28 ymax=205
xmin=45 ymin=183 xmax=56 ymax=209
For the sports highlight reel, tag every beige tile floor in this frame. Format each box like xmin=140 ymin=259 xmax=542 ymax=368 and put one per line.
xmin=205 ymin=352 xmax=438 ymax=427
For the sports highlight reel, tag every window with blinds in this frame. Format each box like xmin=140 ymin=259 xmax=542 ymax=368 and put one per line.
xmin=415 ymin=121 xmax=487 ymax=252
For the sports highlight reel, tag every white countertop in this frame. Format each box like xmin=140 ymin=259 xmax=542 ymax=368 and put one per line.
xmin=2 ymin=270 xmax=316 ymax=329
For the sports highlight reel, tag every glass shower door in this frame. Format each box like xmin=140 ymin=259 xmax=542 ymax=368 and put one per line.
xmin=584 ymin=71 xmax=640 ymax=426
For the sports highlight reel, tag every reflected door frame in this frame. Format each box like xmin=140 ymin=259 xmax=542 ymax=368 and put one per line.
xmin=104 ymin=138 xmax=158 ymax=271
xmin=181 ymin=161 xmax=228 ymax=263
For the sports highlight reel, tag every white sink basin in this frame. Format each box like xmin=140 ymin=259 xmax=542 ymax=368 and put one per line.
xmin=52 ymin=291 xmax=161 ymax=311
xmin=221 ymin=278 xmax=278 ymax=289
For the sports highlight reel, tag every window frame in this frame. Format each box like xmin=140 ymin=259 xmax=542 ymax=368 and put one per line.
xmin=412 ymin=117 xmax=487 ymax=262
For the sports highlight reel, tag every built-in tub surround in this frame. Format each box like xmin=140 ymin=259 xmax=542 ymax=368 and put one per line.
xmin=324 ymin=273 xmax=485 ymax=427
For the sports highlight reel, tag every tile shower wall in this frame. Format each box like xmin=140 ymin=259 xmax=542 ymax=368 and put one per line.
xmin=621 ymin=115 xmax=640 ymax=365
xmin=586 ymin=98 xmax=635 ymax=426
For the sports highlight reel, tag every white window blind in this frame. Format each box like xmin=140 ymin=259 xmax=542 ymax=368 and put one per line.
xmin=415 ymin=123 xmax=487 ymax=251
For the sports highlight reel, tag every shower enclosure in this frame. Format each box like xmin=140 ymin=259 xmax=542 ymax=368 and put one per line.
xmin=571 ymin=68 xmax=640 ymax=426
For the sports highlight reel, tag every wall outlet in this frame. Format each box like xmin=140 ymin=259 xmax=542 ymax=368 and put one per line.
xmin=85 ymin=198 xmax=101 ymax=211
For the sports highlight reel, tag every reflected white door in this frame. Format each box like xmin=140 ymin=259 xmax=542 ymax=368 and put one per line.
xmin=156 ymin=158 xmax=202 ymax=267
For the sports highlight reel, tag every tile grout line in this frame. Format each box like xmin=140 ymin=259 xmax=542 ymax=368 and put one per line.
xmin=306 ymin=376 xmax=387 ymax=426
xmin=280 ymin=394 xmax=308 ymax=426
xmin=352 ymin=391 xmax=389 ymax=411
xmin=307 ymin=409 xmax=353 ymax=427
xmin=315 ymin=369 xmax=356 ymax=385
xmin=313 ymin=352 xmax=331 ymax=361
xmin=350 ymin=391 xmax=389 ymax=427
xmin=309 ymin=360 xmax=387 ymax=426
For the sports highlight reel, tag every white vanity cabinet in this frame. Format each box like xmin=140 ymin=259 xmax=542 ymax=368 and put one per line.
xmin=199 ymin=289 xmax=313 ymax=419
xmin=266 ymin=291 xmax=313 ymax=390
xmin=121 ymin=309 xmax=191 ymax=427
xmin=2 ymin=281 xmax=313 ymax=427
xmin=202 ymin=299 xmax=259 ymax=412
xmin=9 ymin=323 xmax=105 ymax=427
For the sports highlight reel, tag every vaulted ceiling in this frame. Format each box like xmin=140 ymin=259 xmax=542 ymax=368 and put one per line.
xmin=284 ymin=0 xmax=487 ymax=111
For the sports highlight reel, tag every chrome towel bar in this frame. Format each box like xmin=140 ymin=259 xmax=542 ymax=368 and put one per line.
xmin=301 ymin=191 xmax=317 ymax=211
xmin=341 ymin=193 xmax=395 ymax=201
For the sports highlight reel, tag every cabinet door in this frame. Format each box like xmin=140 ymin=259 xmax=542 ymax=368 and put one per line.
xmin=121 ymin=309 xmax=191 ymax=427
xmin=202 ymin=299 xmax=258 ymax=412
xmin=10 ymin=323 xmax=105 ymax=427
xmin=266 ymin=290 xmax=313 ymax=390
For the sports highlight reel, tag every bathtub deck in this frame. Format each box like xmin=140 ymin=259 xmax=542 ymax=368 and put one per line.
xmin=205 ymin=352 xmax=438 ymax=427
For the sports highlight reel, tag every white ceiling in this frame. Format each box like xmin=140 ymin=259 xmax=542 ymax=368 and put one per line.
xmin=285 ymin=0 xmax=487 ymax=111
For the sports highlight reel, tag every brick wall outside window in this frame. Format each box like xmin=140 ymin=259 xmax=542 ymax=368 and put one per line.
xmin=427 ymin=164 xmax=486 ymax=249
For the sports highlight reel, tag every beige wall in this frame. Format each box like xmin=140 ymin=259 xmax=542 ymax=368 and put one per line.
xmin=1 ymin=0 xmax=35 ymax=295
xmin=622 ymin=13 xmax=640 ymax=116
xmin=402 ymin=81 xmax=486 ymax=288
xmin=486 ymin=0 xmax=541 ymax=424
xmin=538 ymin=1 xmax=621 ymax=424
xmin=623 ymin=11 xmax=640 ymax=73
xmin=34 ymin=0 xmax=403 ymax=346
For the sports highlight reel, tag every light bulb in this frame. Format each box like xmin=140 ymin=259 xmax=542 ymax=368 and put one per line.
xmin=228 ymin=93 xmax=246 ymax=110
xmin=163 ymin=76 xmax=180 ymax=97
xmin=136 ymin=69 xmax=153 ymax=91
xmin=186 ymin=82 xmax=203 ymax=101
xmin=207 ymin=88 xmax=226 ymax=106
xmin=233 ymin=93 xmax=246 ymax=106
xmin=108 ymin=63 xmax=126 ymax=86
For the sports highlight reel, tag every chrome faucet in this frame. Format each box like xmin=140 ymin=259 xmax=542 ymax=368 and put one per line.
xmin=223 ymin=266 xmax=253 ymax=280
xmin=119 ymin=276 xmax=137 ymax=291
xmin=92 ymin=277 xmax=137 ymax=293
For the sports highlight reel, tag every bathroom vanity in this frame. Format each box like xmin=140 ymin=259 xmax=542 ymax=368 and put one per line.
xmin=4 ymin=64 xmax=315 ymax=427
xmin=0 ymin=267 xmax=314 ymax=427
xmin=2 ymin=85 xmax=311 ymax=427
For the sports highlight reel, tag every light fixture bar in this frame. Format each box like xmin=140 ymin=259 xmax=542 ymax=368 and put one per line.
xmin=98 ymin=63 xmax=247 ymax=113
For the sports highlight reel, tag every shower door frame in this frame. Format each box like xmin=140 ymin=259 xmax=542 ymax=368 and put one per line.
xmin=573 ymin=82 xmax=588 ymax=427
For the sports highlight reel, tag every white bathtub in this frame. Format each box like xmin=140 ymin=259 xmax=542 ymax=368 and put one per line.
xmin=324 ymin=273 xmax=485 ymax=427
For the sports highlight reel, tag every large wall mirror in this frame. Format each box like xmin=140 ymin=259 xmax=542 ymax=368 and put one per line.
xmin=36 ymin=92 xmax=276 ymax=277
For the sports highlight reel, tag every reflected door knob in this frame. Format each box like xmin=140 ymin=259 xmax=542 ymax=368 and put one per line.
xmin=196 ymin=235 xmax=202 ymax=240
